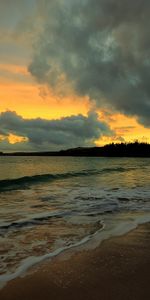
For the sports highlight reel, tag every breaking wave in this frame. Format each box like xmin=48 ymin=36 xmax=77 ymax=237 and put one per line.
xmin=0 ymin=167 xmax=135 ymax=192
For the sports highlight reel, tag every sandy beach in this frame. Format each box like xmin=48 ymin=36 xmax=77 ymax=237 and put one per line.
xmin=0 ymin=222 xmax=150 ymax=300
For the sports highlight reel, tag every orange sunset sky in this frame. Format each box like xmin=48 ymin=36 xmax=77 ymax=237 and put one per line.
xmin=0 ymin=0 xmax=150 ymax=151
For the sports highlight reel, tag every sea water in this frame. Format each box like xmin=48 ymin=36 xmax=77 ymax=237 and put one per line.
xmin=0 ymin=156 xmax=150 ymax=285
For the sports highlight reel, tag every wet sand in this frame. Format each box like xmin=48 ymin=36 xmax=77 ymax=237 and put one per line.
xmin=1 ymin=223 xmax=150 ymax=300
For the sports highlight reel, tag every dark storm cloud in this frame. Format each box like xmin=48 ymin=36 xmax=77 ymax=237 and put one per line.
xmin=0 ymin=111 xmax=112 ymax=150
xmin=29 ymin=0 xmax=150 ymax=126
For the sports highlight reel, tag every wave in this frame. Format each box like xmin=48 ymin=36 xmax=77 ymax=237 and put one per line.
xmin=0 ymin=211 xmax=67 ymax=236
xmin=0 ymin=211 xmax=67 ymax=234
xmin=0 ymin=167 xmax=135 ymax=192
xmin=0 ymin=221 xmax=104 ymax=288
xmin=1 ymin=213 xmax=150 ymax=288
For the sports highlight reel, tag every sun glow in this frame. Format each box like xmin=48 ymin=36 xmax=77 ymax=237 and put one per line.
xmin=8 ymin=134 xmax=28 ymax=144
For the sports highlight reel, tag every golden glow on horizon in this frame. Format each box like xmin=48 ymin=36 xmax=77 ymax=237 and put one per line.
xmin=8 ymin=134 xmax=28 ymax=144
xmin=0 ymin=81 xmax=89 ymax=119
xmin=0 ymin=135 xmax=5 ymax=142
xmin=1 ymin=63 xmax=150 ymax=146
xmin=96 ymin=112 xmax=150 ymax=146
xmin=0 ymin=133 xmax=28 ymax=145
xmin=0 ymin=62 xmax=90 ymax=119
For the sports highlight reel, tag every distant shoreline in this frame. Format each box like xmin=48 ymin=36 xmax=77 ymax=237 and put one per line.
xmin=0 ymin=142 xmax=150 ymax=157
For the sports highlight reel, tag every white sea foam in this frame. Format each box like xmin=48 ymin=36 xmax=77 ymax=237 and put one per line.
xmin=1 ymin=212 xmax=150 ymax=289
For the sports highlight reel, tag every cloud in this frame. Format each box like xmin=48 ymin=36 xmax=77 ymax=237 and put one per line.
xmin=28 ymin=0 xmax=150 ymax=126
xmin=0 ymin=0 xmax=36 ymax=30
xmin=0 ymin=111 xmax=112 ymax=151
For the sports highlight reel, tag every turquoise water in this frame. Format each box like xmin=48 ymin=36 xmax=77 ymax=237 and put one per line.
xmin=0 ymin=156 xmax=150 ymax=284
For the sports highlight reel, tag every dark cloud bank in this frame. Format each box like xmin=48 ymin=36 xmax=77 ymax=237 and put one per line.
xmin=29 ymin=0 xmax=150 ymax=126
xmin=0 ymin=111 xmax=111 ymax=151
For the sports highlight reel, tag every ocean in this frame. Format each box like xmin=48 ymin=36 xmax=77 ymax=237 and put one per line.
xmin=0 ymin=156 xmax=150 ymax=286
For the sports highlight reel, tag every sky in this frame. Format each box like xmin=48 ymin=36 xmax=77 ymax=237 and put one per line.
xmin=0 ymin=0 xmax=150 ymax=151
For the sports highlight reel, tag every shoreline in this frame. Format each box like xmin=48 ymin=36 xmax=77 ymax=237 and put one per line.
xmin=0 ymin=222 xmax=150 ymax=300
xmin=1 ymin=212 xmax=150 ymax=289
